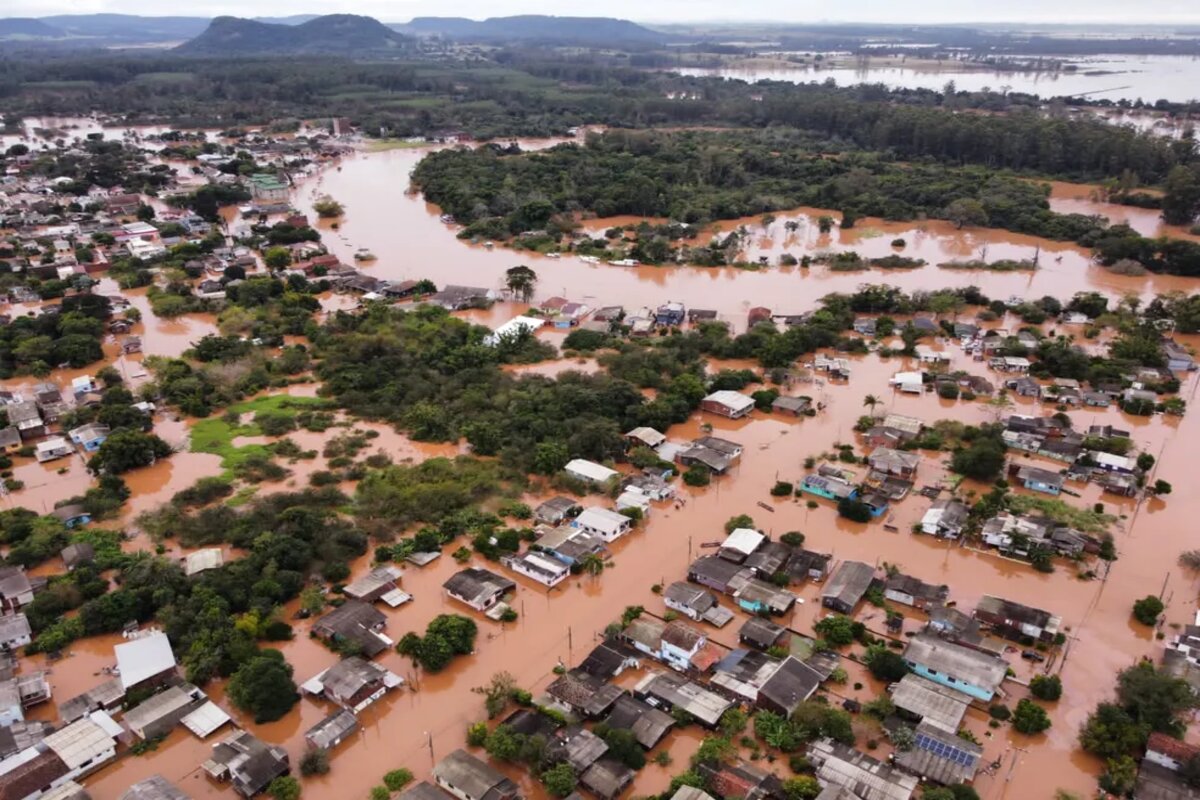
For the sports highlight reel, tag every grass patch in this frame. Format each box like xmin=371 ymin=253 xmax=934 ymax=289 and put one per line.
xmin=190 ymin=394 xmax=329 ymax=474
xmin=1007 ymin=494 xmax=1115 ymax=533
xmin=226 ymin=486 xmax=260 ymax=508
xmin=367 ymin=139 xmax=432 ymax=152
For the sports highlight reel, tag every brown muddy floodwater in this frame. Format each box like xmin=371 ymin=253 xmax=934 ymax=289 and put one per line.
xmin=72 ymin=328 xmax=1200 ymax=800
xmin=296 ymin=146 xmax=1200 ymax=331
xmin=19 ymin=142 xmax=1200 ymax=799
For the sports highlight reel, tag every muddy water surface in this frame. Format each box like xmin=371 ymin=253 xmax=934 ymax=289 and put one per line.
xmin=11 ymin=136 xmax=1200 ymax=799
xmin=67 ymin=330 xmax=1198 ymax=799
xmin=296 ymin=147 xmax=1199 ymax=331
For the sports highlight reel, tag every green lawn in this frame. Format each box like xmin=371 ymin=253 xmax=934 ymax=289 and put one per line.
xmin=190 ymin=394 xmax=328 ymax=473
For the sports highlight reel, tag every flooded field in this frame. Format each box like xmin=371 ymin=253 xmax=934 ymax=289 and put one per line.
xmin=296 ymin=146 xmax=1199 ymax=330
xmin=674 ymin=54 xmax=1200 ymax=103
xmin=6 ymin=126 xmax=1200 ymax=800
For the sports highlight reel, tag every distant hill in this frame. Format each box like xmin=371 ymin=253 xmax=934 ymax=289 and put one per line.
xmin=38 ymin=14 xmax=210 ymax=42
xmin=0 ymin=17 xmax=65 ymax=39
xmin=252 ymin=15 xmax=321 ymax=25
xmin=398 ymin=15 xmax=666 ymax=45
xmin=177 ymin=14 xmax=414 ymax=56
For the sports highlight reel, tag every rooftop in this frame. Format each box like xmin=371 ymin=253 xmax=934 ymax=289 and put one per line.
xmin=114 ymin=632 xmax=176 ymax=691
xmin=903 ymin=634 xmax=1008 ymax=694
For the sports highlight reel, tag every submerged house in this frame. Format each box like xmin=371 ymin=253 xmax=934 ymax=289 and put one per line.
xmin=301 ymin=656 xmax=403 ymax=712
xmin=311 ymin=601 xmax=391 ymax=658
xmin=304 ymin=709 xmax=359 ymax=752
xmin=443 ymin=568 xmax=517 ymax=612
xmin=203 ymin=730 xmax=290 ymax=798
xmin=433 ymin=749 xmax=521 ymax=800
xmin=699 ymin=391 xmax=755 ymax=420
xmin=663 ymin=583 xmax=734 ymax=628
xmin=1014 ymin=465 xmax=1064 ymax=496
xmin=883 ymin=574 xmax=949 ymax=610
xmin=572 ymin=508 xmax=633 ymax=543
xmin=799 ymin=474 xmax=857 ymax=502
xmin=821 ymin=561 xmax=875 ymax=613
xmin=973 ymin=595 xmax=1061 ymax=644
xmin=903 ymin=634 xmax=1008 ymax=702
xmin=918 ymin=499 xmax=970 ymax=539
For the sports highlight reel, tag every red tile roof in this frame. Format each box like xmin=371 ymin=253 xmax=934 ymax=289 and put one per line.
xmin=1148 ymin=732 xmax=1200 ymax=763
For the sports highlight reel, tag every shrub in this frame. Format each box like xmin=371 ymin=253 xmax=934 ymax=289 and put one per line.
xmin=299 ymin=747 xmax=330 ymax=776
xmin=1030 ymin=675 xmax=1063 ymax=701
xmin=771 ymin=481 xmax=794 ymax=497
xmin=1133 ymin=595 xmax=1165 ymax=626
xmin=384 ymin=769 xmax=414 ymax=791
xmin=1012 ymin=699 xmax=1052 ymax=734
xmin=683 ymin=466 xmax=710 ymax=486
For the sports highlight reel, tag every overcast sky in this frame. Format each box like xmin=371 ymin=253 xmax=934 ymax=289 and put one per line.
xmin=9 ymin=0 xmax=1200 ymax=24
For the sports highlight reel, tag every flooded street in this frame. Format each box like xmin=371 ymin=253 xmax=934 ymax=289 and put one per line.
xmin=74 ymin=327 xmax=1200 ymax=799
xmin=8 ymin=128 xmax=1200 ymax=800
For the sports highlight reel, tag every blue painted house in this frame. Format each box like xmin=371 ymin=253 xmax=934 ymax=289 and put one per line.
xmin=1015 ymin=465 xmax=1064 ymax=496
xmin=903 ymin=634 xmax=1008 ymax=703
xmin=52 ymin=505 xmax=92 ymax=529
xmin=68 ymin=423 xmax=111 ymax=453
xmin=799 ymin=475 xmax=857 ymax=501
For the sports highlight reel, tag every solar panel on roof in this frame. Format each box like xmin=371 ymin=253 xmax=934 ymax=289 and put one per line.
xmin=915 ymin=732 xmax=978 ymax=767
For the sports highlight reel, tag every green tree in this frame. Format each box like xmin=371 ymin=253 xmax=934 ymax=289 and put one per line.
xmin=1133 ymin=595 xmax=1165 ymax=626
xmin=1079 ymin=703 xmax=1150 ymax=759
xmin=267 ymin=776 xmax=300 ymax=800
xmin=88 ymin=430 xmax=172 ymax=475
xmin=505 ymin=265 xmax=538 ymax=302
xmin=384 ymin=769 xmax=414 ymax=791
xmin=1098 ymin=755 xmax=1138 ymax=796
xmin=227 ymin=649 xmax=299 ymax=723
xmin=473 ymin=671 xmax=518 ymax=719
xmin=814 ymin=615 xmax=859 ymax=647
xmin=780 ymin=776 xmax=821 ymax=800
xmin=532 ymin=440 xmax=570 ymax=475
xmin=263 ymin=246 xmax=292 ymax=269
xmin=1012 ymin=699 xmax=1051 ymax=734
xmin=950 ymin=436 xmax=1006 ymax=481
xmin=1030 ymin=674 xmax=1063 ymax=701
xmin=542 ymin=763 xmax=577 ymax=798
xmin=1162 ymin=164 xmax=1200 ymax=226
xmin=865 ymin=645 xmax=910 ymax=681
xmin=299 ymin=747 xmax=330 ymax=776
xmin=944 ymin=198 xmax=989 ymax=229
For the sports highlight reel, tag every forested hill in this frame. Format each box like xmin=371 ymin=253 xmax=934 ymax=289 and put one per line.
xmin=399 ymin=15 xmax=665 ymax=45
xmin=177 ymin=14 xmax=414 ymax=56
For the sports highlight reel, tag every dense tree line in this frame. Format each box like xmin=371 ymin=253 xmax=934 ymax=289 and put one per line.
xmin=2 ymin=53 xmax=1191 ymax=183
xmin=413 ymin=130 xmax=1200 ymax=270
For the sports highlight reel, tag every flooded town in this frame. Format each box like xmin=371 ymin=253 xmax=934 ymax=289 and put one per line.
xmin=0 ymin=9 xmax=1198 ymax=800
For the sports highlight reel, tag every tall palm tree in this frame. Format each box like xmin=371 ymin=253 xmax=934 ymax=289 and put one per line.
xmin=578 ymin=553 xmax=605 ymax=577
xmin=863 ymin=394 xmax=881 ymax=416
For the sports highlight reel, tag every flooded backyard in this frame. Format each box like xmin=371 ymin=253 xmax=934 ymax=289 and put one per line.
xmin=6 ymin=129 xmax=1200 ymax=800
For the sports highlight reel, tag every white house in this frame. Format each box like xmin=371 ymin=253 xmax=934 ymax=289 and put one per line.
xmin=35 ymin=437 xmax=73 ymax=463
xmin=501 ymin=551 xmax=570 ymax=587
xmin=719 ymin=528 xmax=765 ymax=562
xmin=889 ymin=371 xmax=925 ymax=393
xmin=564 ymin=459 xmax=619 ymax=486
xmin=572 ymin=507 xmax=633 ymax=543
xmin=615 ymin=489 xmax=652 ymax=517
xmin=484 ymin=316 xmax=545 ymax=347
